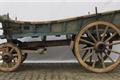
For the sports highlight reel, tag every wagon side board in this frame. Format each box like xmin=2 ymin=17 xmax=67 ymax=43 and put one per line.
xmin=0 ymin=10 xmax=120 ymax=40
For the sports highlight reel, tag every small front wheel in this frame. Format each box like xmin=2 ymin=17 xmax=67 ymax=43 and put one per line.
xmin=0 ymin=43 xmax=22 ymax=72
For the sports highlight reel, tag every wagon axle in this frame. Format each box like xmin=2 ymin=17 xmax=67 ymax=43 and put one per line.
xmin=95 ymin=42 xmax=106 ymax=53
xmin=2 ymin=54 xmax=13 ymax=63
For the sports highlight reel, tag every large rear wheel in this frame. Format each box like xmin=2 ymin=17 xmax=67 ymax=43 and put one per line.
xmin=74 ymin=21 xmax=120 ymax=73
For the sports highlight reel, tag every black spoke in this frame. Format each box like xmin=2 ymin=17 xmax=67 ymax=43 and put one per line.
xmin=105 ymin=32 xmax=117 ymax=43
xmin=90 ymin=49 xmax=93 ymax=63
xmin=87 ymin=31 xmax=97 ymax=43
xmin=81 ymin=38 xmax=95 ymax=45
xmin=80 ymin=47 xmax=94 ymax=51
xmin=107 ymin=41 xmax=120 ymax=46
xmin=96 ymin=25 xmax=100 ymax=41
xmin=81 ymin=46 xmax=88 ymax=59
xmin=103 ymin=51 xmax=115 ymax=63
xmin=99 ymin=53 xmax=105 ymax=68
xmin=106 ymin=48 xmax=120 ymax=55
xmin=95 ymin=52 xmax=101 ymax=62
xmin=101 ymin=26 xmax=109 ymax=41
xmin=82 ymin=50 xmax=89 ymax=59
xmin=83 ymin=49 xmax=94 ymax=61
xmin=9 ymin=48 xmax=14 ymax=54
xmin=96 ymin=53 xmax=105 ymax=68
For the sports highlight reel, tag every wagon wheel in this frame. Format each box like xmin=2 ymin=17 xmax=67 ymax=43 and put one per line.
xmin=0 ymin=43 xmax=22 ymax=72
xmin=82 ymin=33 xmax=113 ymax=63
xmin=74 ymin=21 xmax=120 ymax=73
xmin=11 ymin=39 xmax=28 ymax=63
xmin=72 ymin=34 xmax=112 ymax=63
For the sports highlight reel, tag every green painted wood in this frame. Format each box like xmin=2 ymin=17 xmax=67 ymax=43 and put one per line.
xmin=0 ymin=9 xmax=120 ymax=39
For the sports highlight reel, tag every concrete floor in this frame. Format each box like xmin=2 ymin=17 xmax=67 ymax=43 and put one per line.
xmin=0 ymin=63 xmax=120 ymax=80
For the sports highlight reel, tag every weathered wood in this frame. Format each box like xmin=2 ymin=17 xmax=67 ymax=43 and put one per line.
xmin=74 ymin=21 xmax=120 ymax=73
xmin=0 ymin=43 xmax=22 ymax=72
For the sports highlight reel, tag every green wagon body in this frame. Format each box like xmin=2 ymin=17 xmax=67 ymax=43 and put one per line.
xmin=0 ymin=9 xmax=120 ymax=39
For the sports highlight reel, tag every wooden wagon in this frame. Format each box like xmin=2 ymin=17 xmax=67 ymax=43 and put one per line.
xmin=0 ymin=8 xmax=120 ymax=73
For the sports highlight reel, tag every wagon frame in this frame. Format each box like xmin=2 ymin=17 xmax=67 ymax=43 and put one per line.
xmin=0 ymin=8 xmax=120 ymax=72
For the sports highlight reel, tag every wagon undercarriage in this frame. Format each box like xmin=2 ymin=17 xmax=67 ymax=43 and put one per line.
xmin=0 ymin=9 xmax=120 ymax=73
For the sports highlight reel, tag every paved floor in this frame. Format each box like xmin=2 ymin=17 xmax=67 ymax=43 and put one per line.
xmin=0 ymin=63 xmax=120 ymax=80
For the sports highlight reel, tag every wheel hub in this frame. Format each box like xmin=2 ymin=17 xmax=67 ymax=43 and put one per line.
xmin=2 ymin=53 xmax=13 ymax=63
xmin=95 ymin=42 xmax=106 ymax=52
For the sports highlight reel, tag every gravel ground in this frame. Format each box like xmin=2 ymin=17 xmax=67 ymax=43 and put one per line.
xmin=0 ymin=63 xmax=120 ymax=80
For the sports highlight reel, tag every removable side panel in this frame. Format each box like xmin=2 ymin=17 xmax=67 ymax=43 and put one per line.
xmin=9 ymin=23 xmax=22 ymax=34
xmin=98 ymin=14 xmax=114 ymax=22
xmin=78 ymin=17 xmax=96 ymax=31
xmin=66 ymin=20 xmax=78 ymax=33
xmin=51 ymin=23 xmax=62 ymax=32
xmin=35 ymin=24 xmax=50 ymax=33
xmin=112 ymin=13 xmax=120 ymax=28
xmin=22 ymin=24 xmax=33 ymax=33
